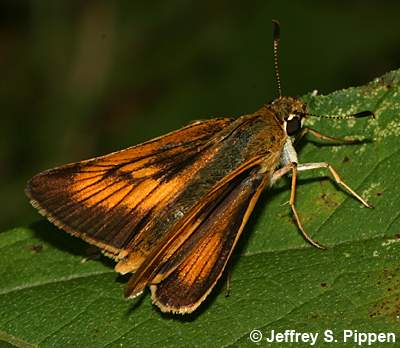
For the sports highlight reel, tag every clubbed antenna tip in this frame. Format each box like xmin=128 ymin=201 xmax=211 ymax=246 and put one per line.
xmin=306 ymin=110 xmax=375 ymax=120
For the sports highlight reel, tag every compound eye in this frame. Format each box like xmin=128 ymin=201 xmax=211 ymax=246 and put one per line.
xmin=286 ymin=117 xmax=302 ymax=135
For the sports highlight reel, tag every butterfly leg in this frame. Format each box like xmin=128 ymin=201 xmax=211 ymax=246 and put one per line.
xmin=224 ymin=271 xmax=232 ymax=297
xmin=297 ymin=162 xmax=372 ymax=208
xmin=288 ymin=164 xmax=327 ymax=249
xmin=295 ymin=127 xmax=362 ymax=146
xmin=272 ymin=138 xmax=326 ymax=248
xmin=271 ymin=162 xmax=326 ymax=249
xmin=272 ymin=160 xmax=372 ymax=249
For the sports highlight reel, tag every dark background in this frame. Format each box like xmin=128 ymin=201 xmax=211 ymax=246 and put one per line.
xmin=1 ymin=1 xmax=400 ymax=231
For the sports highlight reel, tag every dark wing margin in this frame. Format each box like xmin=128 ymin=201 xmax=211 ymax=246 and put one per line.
xmin=26 ymin=118 xmax=231 ymax=262
xmin=125 ymin=165 xmax=270 ymax=314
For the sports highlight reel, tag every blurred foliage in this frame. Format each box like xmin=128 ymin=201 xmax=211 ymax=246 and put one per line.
xmin=1 ymin=0 xmax=400 ymax=230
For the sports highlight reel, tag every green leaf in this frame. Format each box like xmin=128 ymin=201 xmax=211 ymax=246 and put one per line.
xmin=1 ymin=70 xmax=400 ymax=348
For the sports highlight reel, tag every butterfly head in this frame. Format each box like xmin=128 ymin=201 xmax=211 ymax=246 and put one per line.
xmin=270 ymin=96 xmax=307 ymax=136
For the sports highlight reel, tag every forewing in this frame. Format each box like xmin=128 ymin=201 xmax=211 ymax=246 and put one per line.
xmin=26 ymin=119 xmax=231 ymax=260
xmin=149 ymin=166 xmax=270 ymax=313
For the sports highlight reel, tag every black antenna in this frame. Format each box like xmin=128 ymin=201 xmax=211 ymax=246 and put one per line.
xmin=306 ymin=110 xmax=375 ymax=120
xmin=272 ymin=19 xmax=282 ymax=97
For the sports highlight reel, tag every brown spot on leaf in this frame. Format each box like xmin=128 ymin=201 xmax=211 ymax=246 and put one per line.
xmin=320 ymin=193 xmax=339 ymax=208
xmin=28 ymin=244 xmax=43 ymax=253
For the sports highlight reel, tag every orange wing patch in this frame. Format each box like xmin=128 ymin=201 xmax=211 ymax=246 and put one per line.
xmin=177 ymin=231 xmax=222 ymax=287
